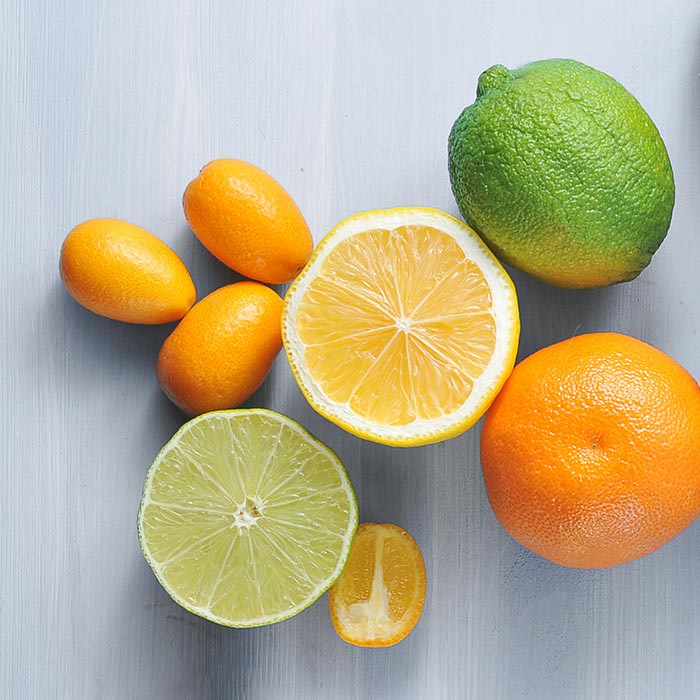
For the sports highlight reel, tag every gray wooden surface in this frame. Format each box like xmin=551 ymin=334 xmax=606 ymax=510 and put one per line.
xmin=3 ymin=1 xmax=700 ymax=698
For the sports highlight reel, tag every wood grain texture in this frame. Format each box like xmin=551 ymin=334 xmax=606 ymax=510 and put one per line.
xmin=2 ymin=1 xmax=700 ymax=698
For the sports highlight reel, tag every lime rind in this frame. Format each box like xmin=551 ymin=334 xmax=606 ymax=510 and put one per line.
xmin=448 ymin=59 xmax=674 ymax=289
xmin=138 ymin=408 xmax=359 ymax=628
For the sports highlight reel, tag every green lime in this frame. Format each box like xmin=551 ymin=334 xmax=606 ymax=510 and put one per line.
xmin=448 ymin=59 xmax=675 ymax=288
xmin=138 ymin=409 xmax=358 ymax=627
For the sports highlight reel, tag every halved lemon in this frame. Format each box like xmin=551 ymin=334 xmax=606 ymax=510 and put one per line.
xmin=282 ymin=207 xmax=520 ymax=446
xmin=138 ymin=409 xmax=358 ymax=627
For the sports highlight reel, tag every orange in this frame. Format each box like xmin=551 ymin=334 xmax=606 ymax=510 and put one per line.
xmin=156 ymin=281 xmax=283 ymax=416
xmin=328 ymin=522 xmax=426 ymax=647
xmin=481 ymin=332 xmax=700 ymax=569
xmin=282 ymin=207 xmax=520 ymax=446
xmin=59 ymin=218 xmax=196 ymax=324
xmin=183 ymin=159 xmax=313 ymax=284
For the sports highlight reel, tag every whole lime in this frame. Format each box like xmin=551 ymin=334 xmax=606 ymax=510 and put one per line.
xmin=448 ymin=59 xmax=674 ymax=288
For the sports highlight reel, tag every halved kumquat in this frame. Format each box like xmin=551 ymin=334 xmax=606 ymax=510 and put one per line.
xmin=328 ymin=522 xmax=426 ymax=647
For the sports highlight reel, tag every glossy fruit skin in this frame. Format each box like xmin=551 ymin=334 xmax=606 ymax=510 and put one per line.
xmin=448 ymin=59 xmax=675 ymax=288
xmin=156 ymin=281 xmax=283 ymax=416
xmin=481 ymin=332 xmax=700 ymax=569
xmin=59 ymin=218 xmax=196 ymax=324
xmin=183 ymin=159 xmax=313 ymax=284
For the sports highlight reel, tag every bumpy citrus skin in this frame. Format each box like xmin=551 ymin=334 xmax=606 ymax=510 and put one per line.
xmin=60 ymin=218 xmax=196 ymax=324
xmin=157 ymin=282 xmax=283 ymax=416
xmin=448 ymin=59 xmax=675 ymax=288
xmin=481 ymin=333 xmax=700 ymax=569
xmin=183 ymin=159 xmax=313 ymax=284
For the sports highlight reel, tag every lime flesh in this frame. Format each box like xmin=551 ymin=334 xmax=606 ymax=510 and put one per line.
xmin=138 ymin=409 xmax=358 ymax=627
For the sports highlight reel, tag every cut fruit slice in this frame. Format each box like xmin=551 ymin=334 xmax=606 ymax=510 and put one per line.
xmin=282 ymin=207 xmax=520 ymax=446
xmin=328 ymin=522 xmax=427 ymax=647
xmin=138 ymin=409 xmax=358 ymax=627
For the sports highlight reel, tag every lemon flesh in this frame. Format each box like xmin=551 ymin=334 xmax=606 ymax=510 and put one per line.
xmin=448 ymin=59 xmax=675 ymax=289
xmin=282 ymin=207 xmax=520 ymax=446
xmin=138 ymin=409 xmax=358 ymax=627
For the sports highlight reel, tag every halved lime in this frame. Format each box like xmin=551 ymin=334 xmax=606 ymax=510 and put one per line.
xmin=138 ymin=409 xmax=358 ymax=627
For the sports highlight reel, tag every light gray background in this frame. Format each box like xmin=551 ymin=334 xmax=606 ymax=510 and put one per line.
xmin=3 ymin=1 xmax=700 ymax=698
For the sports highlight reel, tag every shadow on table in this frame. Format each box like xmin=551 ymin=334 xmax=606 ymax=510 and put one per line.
xmin=505 ymin=265 xmax=634 ymax=361
xmin=176 ymin=222 xmax=248 ymax=299
xmin=114 ymin=559 xmax=420 ymax=700
xmin=50 ymin=219 xmax=248 ymax=376
xmin=486 ymin=519 xmax=700 ymax=700
xmin=52 ymin=275 xmax=172 ymax=369
xmin=96 ymin=556 xmax=231 ymax=699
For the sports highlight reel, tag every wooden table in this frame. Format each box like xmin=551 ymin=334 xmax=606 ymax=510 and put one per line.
xmin=2 ymin=1 xmax=699 ymax=697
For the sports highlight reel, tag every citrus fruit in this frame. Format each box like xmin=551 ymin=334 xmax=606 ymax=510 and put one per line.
xmin=448 ymin=59 xmax=675 ymax=288
xmin=59 ymin=218 xmax=196 ymax=324
xmin=328 ymin=522 xmax=426 ymax=647
xmin=481 ymin=332 xmax=700 ymax=569
xmin=183 ymin=159 xmax=313 ymax=284
xmin=157 ymin=281 xmax=283 ymax=416
xmin=282 ymin=207 xmax=520 ymax=446
xmin=138 ymin=409 xmax=358 ymax=627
